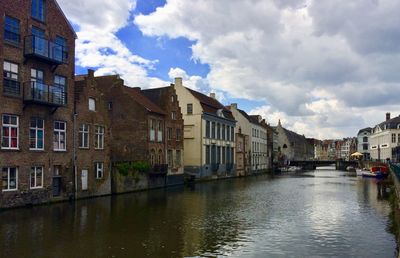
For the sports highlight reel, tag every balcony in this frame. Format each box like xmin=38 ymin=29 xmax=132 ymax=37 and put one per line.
xmin=3 ymin=79 xmax=21 ymax=97
xmin=24 ymin=35 xmax=68 ymax=65
xmin=149 ymin=164 xmax=168 ymax=177
xmin=23 ymin=81 xmax=67 ymax=107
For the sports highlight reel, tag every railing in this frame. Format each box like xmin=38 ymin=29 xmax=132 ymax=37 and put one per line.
xmin=149 ymin=164 xmax=168 ymax=176
xmin=3 ymin=79 xmax=21 ymax=96
xmin=24 ymin=35 xmax=68 ymax=64
xmin=390 ymin=163 xmax=400 ymax=181
xmin=23 ymin=81 xmax=67 ymax=107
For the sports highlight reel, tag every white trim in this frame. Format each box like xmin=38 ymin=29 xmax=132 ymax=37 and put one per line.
xmin=2 ymin=167 xmax=18 ymax=192
xmin=53 ymin=121 xmax=67 ymax=151
xmin=30 ymin=166 xmax=44 ymax=189
xmin=29 ymin=118 xmax=45 ymax=151
xmin=1 ymin=114 xmax=19 ymax=150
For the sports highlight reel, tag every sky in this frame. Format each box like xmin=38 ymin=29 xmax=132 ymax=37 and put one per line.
xmin=57 ymin=0 xmax=400 ymax=140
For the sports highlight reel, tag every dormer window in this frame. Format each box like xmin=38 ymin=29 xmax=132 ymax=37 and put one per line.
xmin=32 ymin=0 xmax=45 ymax=22
xmin=217 ymin=109 xmax=225 ymax=118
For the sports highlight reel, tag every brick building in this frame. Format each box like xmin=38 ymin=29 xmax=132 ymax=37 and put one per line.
xmin=93 ymin=75 xmax=168 ymax=193
xmin=0 ymin=0 xmax=76 ymax=208
xmin=142 ymin=86 xmax=184 ymax=185
xmin=74 ymin=70 xmax=111 ymax=198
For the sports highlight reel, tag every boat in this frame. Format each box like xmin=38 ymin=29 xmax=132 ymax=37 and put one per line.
xmin=356 ymin=168 xmax=369 ymax=176
xmin=361 ymin=171 xmax=380 ymax=178
xmin=361 ymin=166 xmax=387 ymax=179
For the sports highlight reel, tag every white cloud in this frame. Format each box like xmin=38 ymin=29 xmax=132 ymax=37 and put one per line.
xmin=135 ymin=0 xmax=400 ymax=139
xmin=57 ymin=0 xmax=167 ymax=88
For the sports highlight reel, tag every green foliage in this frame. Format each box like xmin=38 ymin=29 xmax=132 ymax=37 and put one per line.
xmin=115 ymin=161 xmax=150 ymax=176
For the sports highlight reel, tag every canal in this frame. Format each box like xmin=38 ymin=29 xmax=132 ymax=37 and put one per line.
xmin=0 ymin=168 xmax=397 ymax=258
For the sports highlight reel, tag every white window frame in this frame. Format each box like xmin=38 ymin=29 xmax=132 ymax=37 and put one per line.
xmin=1 ymin=114 xmax=19 ymax=150
xmin=79 ymin=124 xmax=90 ymax=149
xmin=30 ymin=166 xmax=43 ymax=189
xmin=2 ymin=167 xmax=18 ymax=191
xmin=53 ymin=121 xmax=66 ymax=151
xmin=95 ymin=125 xmax=105 ymax=150
xmin=89 ymin=98 xmax=96 ymax=111
xmin=95 ymin=162 xmax=104 ymax=179
xmin=29 ymin=118 xmax=44 ymax=150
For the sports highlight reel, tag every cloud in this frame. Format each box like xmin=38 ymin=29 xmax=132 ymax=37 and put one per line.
xmin=57 ymin=0 xmax=167 ymax=88
xmin=135 ymin=0 xmax=400 ymax=138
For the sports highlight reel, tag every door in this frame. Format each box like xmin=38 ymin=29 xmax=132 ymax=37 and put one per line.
xmin=81 ymin=170 xmax=88 ymax=191
xmin=52 ymin=177 xmax=61 ymax=197
xmin=31 ymin=68 xmax=45 ymax=100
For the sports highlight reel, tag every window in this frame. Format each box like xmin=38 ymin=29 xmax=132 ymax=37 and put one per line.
xmin=398 ymin=134 xmax=400 ymax=144
xmin=4 ymin=16 xmax=20 ymax=43
xmin=30 ymin=166 xmax=43 ymax=189
xmin=171 ymin=111 xmax=176 ymax=120
xmin=31 ymin=27 xmax=46 ymax=57
xmin=222 ymin=147 xmax=226 ymax=164
xmin=392 ymin=133 xmax=396 ymax=143
xmin=212 ymin=122 xmax=216 ymax=139
xmin=54 ymin=75 xmax=66 ymax=105
xmin=187 ymin=104 xmax=193 ymax=115
xmin=89 ymin=98 xmax=96 ymax=111
xmin=167 ymin=127 xmax=173 ymax=140
xmin=95 ymin=162 xmax=104 ymax=179
xmin=3 ymin=61 xmax=20 ymax=96
xmin=53 ymin=121 xmax=66 ymax=151
xmin=157 ymin=121 xmax=163 ymax=142
xmin=217 ymin=123 xmax=221 ymax=139
xmin=30 ymin=118 xmax=44 ymax=150
xmin=363 ymin=144 xmax=368 ymax=150
xmin=150 ymin=149 xmax=156 ymax=166
xmin=158 ymin=150 xmax=163 ymax=164
xmin=54 ymin=36 xmax=67 ymax=62
xmin=176 ymin=129 xmax=182 ymax=141
xmin=226 ymin=126 xmax=230 ymax=141
xmin=222 ymin=124 xmax=226 ymax=140
xmin=1 ymin=114 xmax=19 ymax=149
xmin=150 ymin=119 xmax=155 ymax=141
xmin=217 ymin=146 xmax=221 ymax=163
xmin=176 ymin=150 xmax=181 ymax=166
xmin=171 ymin=95 xmax=175 ymax=102
xmin=95 ymin=126 xmax=105 ymax=149
xmin=363 ymin=136 xmax=368 ymax=143
xmin=32 ymin=0 xmax=45 ymax=21
xmin=108 ymin=102 xmax=113 ymax=111
xmin=2 ymin=167 xmax=17 ymax=191
xmin=206 ymin=145 xmax=210 ymax=164
xmin=79 ymin=124 xmax=90 ymax=149
xmin=168 ymin=150 xmax=173 ymax=168
xmin=231 ymin=127 xmax=234 ymax=142
xmin=206 ymin=121 xmax=210 ymax=138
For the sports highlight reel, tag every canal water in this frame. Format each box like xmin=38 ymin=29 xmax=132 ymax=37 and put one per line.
xmin=0 ymin=168 xmax=397 ymax=258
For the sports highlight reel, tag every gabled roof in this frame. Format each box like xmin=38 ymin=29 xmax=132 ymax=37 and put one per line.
xmin=357 ymin=127 xmax=372 ymax=135
xmin=237 ymin=109 xmax=252 ymax=122
xmin=249 ymin=115 xmax=263 ymax=126
xmin=54 ymin=0 xmax=77 ymax=39
xmin=187 ymin=88 xmax=234 ymax=120
xmin=142 ymin=86 xmax=170 ymax=105
xmin=377 ymin=116 xmax=400 ymax=130
xmin=123 ymin=87 xmax=166 ymax=115
xmin=282 ymin=127 xmax=306 ymax=144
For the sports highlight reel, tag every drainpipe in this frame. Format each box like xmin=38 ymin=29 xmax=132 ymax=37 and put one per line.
xmin=73 ymin=112 xmax=78 ymax=199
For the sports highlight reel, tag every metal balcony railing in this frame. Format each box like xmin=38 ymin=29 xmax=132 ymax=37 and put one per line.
xmin=24 ymin=35 xmax=68 ymax=64
xmin=23 ymin=81 xmax=67 ymax=107
xmin=3 ymin=79 xmax=21 ymax=96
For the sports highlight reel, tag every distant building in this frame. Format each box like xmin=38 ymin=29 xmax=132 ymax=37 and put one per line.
xmin=275 ymin=120 xmax=313 ymax=162
xmin=340 ymin=137 xmax=357 ymax=161
xmin=173 ymin=78 xmax=236 ymax=178
xmin=249 ymin=115 xmax=269 ymax=172
xmin=357 ymin=127 xmax=372 ymax=160
xmin=370 ymin=113 xmax=400 ymax=162
xmin=142 ymin=86 xmax=185 ymax=183
xmin=227 ymin=104 xmax=251 ymax=176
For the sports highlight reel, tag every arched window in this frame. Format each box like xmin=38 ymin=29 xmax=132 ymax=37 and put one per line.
xmin=158 ymin=150 xmax=163 ymax=164
xmin=150 ymin=149 xmax=156 ymax=166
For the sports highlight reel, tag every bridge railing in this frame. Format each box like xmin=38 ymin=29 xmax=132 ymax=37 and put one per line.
xmin=389 ymin=163 xmax=400 ymax=181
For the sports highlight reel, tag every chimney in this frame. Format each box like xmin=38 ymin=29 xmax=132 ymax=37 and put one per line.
xmin=386 ymin=112 xmax=391 ymax=121
xmin=175 ymin=77 xmax=183 ymax=87
xmin=210 ymin=93 xmax=216 ymax=99
xmin=231 ymin=103 xmax=238 ymax=109
xmin=88 ymin=69 xmax=95 ymax=79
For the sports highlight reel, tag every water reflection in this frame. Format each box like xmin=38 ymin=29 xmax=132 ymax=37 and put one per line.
xmin=0 ymin=170 xmax=397 ymax=258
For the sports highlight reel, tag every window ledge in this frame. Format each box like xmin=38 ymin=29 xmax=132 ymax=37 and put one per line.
xmin=2 ymin=189 xmax=18 ymax=192
xmin=30 ymin=187 xmax=43 ymax=190
xmin=54 ymin=150 xmax=67 ymax=152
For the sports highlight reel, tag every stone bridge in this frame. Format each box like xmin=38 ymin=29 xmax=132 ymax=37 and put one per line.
xmin=289 ymin=160 xmax=358 ymax=170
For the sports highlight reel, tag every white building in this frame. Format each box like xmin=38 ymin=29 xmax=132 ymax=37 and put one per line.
xmin=357 ymin=127 xmax=372 ymax=160
xmin=249 ymin=115 xmax=269 ymax=172
xmin=370 ymin=113 xmax=400 ymax=161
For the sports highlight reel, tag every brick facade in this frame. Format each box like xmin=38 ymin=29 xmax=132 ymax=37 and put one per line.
xmin=0 ymin=0 xmax=76 ymax=208
xmin=74 ymin=70 xmax=111 ymax=198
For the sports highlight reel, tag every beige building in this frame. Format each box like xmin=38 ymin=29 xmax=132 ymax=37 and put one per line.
xmin=227 ymin=104 xmax=251 ymax=176
xmin=370 ymin=113 xmax=400 ymax=161
xmin=249 ymin=115 xmax=269 ymax=172
xmin=173 ymin=78 xmax=236 ymax=178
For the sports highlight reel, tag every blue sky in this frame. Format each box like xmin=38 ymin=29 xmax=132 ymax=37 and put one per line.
xmin=60 ymin=0 xmax=400 ymax=139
